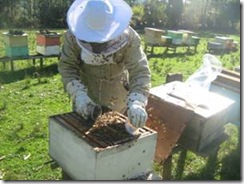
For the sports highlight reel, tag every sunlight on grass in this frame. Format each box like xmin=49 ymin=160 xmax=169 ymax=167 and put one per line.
xmin=0 ymin=71 xmax=71 ymax=180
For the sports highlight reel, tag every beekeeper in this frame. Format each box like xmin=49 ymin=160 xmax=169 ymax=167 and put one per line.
xmin=58 ymin=0 xmax=151 ymax=128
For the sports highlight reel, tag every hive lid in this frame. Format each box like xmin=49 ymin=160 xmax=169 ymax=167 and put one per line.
xmin=36 ymin=29 xmax=61 ymax=37
xmin=2 ymin=32 xmax=28 ymax=36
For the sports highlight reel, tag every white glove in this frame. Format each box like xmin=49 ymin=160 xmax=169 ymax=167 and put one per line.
xmin=126 ymin=92 xmax=148 ymax=128
xmin=66 ymin=80 xmax=96 ymax=119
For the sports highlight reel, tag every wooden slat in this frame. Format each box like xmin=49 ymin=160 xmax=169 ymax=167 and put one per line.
xmin=58 ymin=114 xmax=108 ymax=148
xmin=51 ymin=114 xmax=107 ymax=148
xmin=213 ymin=70 xmax=240 ymax=93
xmin=221 ymin=69 xmax=240 ymax=78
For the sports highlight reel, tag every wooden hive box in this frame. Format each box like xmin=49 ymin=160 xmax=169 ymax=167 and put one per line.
xmin=5 ymin=46 xmax=29 ymax=58
xmin=145 ymin=94 xmax=194 ymax=163
xmin=150 ymin=81 xmax=235 ymax=156
xmin=191 ymin=36 xmax=200 ymax=45
xmin=36 ymin=45 xmax=60 ymax=56
xmin=36 ymin=32 xmax=61 ymax=46
xmin=36 ymin=32 xmax=61 ymax=55
xmin=144 ymin=27 xmax=166 ymax=45
xmin=178 ymin=104 xmax=231 ymax=155
xmin=166 ymin=30 xmax=183 ymax=45
xmin=2 ymin=32 xmax=28 ymax=47
xmin=210 ymin=69 xmax=240 ymax=125
xmin=49 ymin=112 xmax=157 ymax=180
xmin=2 ymin=32 xmax=29 ymax=58
xmin=214 ymin=36 xmax=235 ymax=50
xmin=161 ymin=35 xmax=172 ymax=44
xmin=207 ymin=41 xmax=223 ymax=50
xmin=178 ymin=30 xmax=195 ymax=45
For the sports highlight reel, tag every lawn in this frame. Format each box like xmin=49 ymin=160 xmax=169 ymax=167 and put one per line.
xmin=0 ymin=29 xmax=241 ymax=180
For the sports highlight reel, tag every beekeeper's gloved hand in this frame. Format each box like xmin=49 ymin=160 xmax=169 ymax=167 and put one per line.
xmin=66 ymin=79 xmax=97 ymax=120
xmin=126 ymin=92 xmax=148 ymax=128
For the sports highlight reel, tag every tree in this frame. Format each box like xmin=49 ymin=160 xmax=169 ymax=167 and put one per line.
xmin=142 ymin=0 xmax=167 ymax=28
xmin=0 ymin=0 xmax=240 ymax=34
xmin=204 ymin=0 xmax=240 ymax=33
xmin=182 ymin=0 xmax=205 ymax=31
xmin=165 ymin=0 xmax=184 ymax=29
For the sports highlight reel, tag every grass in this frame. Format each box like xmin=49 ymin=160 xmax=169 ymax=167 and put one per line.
xmin=0 ymin=68 xmax=70 ymax=180
xmin=0 ymin=29 xmax=241 ymax=180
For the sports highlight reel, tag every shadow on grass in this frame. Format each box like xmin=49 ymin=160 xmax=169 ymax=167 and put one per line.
xmin=0 ymin=63 xmax=59 ymax=84
xmin=176 ymin=147 xmax=241 ymax=180
xmin=219 ymin=147 xmax=241 ymax=180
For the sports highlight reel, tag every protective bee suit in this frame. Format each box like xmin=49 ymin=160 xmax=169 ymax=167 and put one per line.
xmin=58 ymin=0 xmax=151 ymax=127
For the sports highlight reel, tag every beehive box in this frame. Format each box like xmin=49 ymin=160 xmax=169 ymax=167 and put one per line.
xmin=49 ymin=112 xmax=157 ymax=180
xmin=2 ymin=32 xmax=29 ymax=58
xmin=191 ymin=36 xmax=200 ymax=45
xmin=36 ymin=45 xmax=60 ymax=55
xmin=144 ymin=27 xmax=166 ymax=45
xmin=210 ymin=69 xmax=240 ymax=125
xmin=36 ymin=31 xmax=61 ymax=55
xmin=207 ymin=41 xmax=223 ymax=50
xmin=182 ymin=33 xmax=192 ymax=45
xmin=215 ymin=36 xmax=235 ymax=50
xmin=36 ymin=32 xmax=61 ymax=46
xmin=161 ymin=35 xmax=172 ymax=44
xmin=178 ymin=106 xmax=230 ymax=154
xmin=5 ymin=46 xmax=29 ymax=58
xmin=145 ymin=94 xmax=193 ymax=163
xmin=150 ymin=81 xmax=235 ymax=156
xmin=178 ymin=30 xmax=195 ymax=45
xmin=2 ymin=32 xmax=28 ymax=47
xmin=166 ymin=30 xmax=183 ymax=45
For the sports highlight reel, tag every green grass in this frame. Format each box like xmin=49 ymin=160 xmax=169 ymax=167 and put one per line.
xmin=0 ymin=69 xmax=71 ymax=180
xmin=0 ymin=30 xmax=241 ymax=180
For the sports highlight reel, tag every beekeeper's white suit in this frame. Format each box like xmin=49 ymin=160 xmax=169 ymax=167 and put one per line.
xmin=58 ymin=0 xmax=151 ymax=127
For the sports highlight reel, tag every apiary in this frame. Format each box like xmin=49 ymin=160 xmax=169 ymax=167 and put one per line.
xmin=36 ymin=30 xmax=61 ymax=55
xmin=150 ymin=81 xmax=235 ymax=156
xmin=2 ymin=31 xmax=29 ymax=58
xmin=49 ymin=111 xmax=157 ymax=180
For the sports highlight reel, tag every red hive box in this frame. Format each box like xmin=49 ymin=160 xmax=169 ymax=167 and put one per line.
xmin=36 ymin=32 xmax=61 ymax=46
xmin=36 ymin=31 xmax=62 ymax=55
